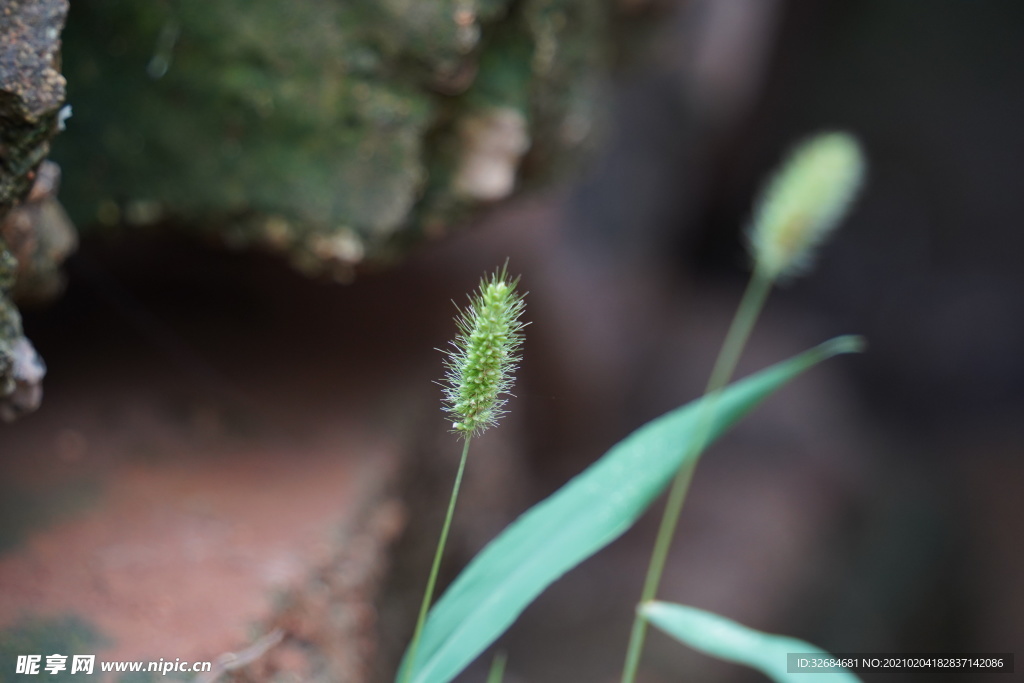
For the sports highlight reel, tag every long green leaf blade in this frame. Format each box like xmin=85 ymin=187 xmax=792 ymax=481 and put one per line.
xmin=642 ymin=601 xmax=862 ymax=683
xmin=399 ymin=336 xmax=863 ymax=683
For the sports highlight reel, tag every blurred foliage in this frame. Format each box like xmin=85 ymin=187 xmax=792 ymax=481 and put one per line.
xmin=0 ymin=615 xmax=108 ymax=683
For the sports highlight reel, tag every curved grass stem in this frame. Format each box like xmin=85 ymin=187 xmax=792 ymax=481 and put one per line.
xmin=403 ymin=436 xmax=473 ymax=683
xmin=620 ymin=266 xmax=775 ymax=683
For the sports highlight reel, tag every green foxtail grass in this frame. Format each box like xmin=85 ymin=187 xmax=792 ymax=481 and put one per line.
xmin=747 ymin=132 xmax=865 ymax=281
xmin=403 ymin=266 xmax=525 ymax=683
xmin=443 ymin=265 xmax=526 ymax=437
xmin=395 ymin=132 xmax=866 ymax=683
xmin=620 ymin=131 xmax=866 ymax=683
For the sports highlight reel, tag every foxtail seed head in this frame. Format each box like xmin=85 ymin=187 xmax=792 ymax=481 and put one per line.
xmin=443 ymin=266 xmax=526 ymax=437
xmin=747 ymin=131 xmax=866 ymax=281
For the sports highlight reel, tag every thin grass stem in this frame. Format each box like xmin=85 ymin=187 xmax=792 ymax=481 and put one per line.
xmin=403 ymin=436 xmax=473 ymax=683
xmin=486 ymin=651 xmax=508 ymax=683
xmin=620 ymin=266 xmax=775 ymax=683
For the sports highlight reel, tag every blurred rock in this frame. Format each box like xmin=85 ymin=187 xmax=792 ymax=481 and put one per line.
xmin=0 ymin=335 xmax=44 ymax=421
xmin=0 ymin=0 xmax=68 ymax=219
xmin=1 ymin=0 xmax=72 ymax=421
xmin=0 ymin=238 xmax=48 ymax=422
xmin=0 ymin=0 xmax=632 ymax=417
xmin=2 ymin=161 xmax=77 ymax=304
xmin=452 ymin=107 xmax=530 ymax=202
xmin=53 ymin=0 xmax=610 ymax=281
xmin=0 ymin=161 xmax=74 ymax=421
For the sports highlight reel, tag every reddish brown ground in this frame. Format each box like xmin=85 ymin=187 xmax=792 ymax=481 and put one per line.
xmin=0 ymin=237 xmax=446 ymax=677
xmin=1 ymin=405 xmax=394 ymax=666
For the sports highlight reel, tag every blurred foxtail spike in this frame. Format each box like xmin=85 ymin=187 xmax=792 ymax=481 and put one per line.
xmin=747 ymin=131 xmax=866 ymax=281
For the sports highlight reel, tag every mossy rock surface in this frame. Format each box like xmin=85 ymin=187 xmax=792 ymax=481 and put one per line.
xmin=0 ymin=0 xmax=613 ymax=418
xmin=54 ymin=0 xmax=607 ymax=279
xmin=0 ymin=0 xmax=68 ymax=220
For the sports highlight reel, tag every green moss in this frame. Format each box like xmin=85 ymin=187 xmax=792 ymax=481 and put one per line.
xmin=51 ymin=0 xmax=607 ymax=273
xmin=0 ymin=616 xmax=108 ymax=683
xmin=0 ymin=477 xmax=101 ymax=555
